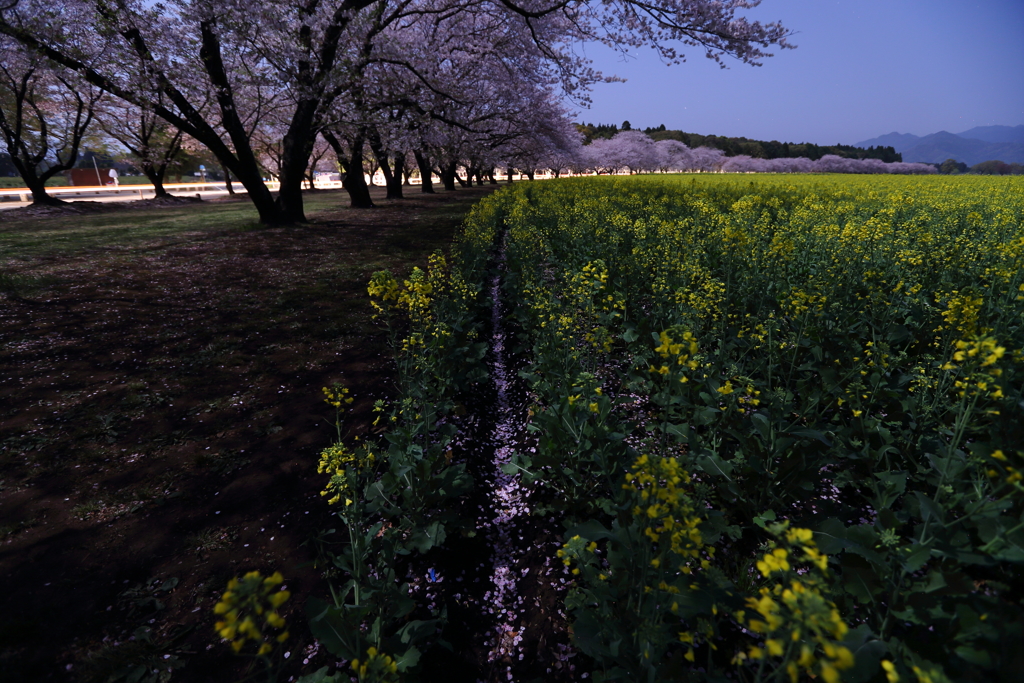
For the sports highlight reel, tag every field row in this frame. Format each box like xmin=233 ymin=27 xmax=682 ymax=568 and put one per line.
xmin=272 ymin=175 xmax=1023 ymax=683
xmin=456 ymin=175 xmax=1024 ymax=682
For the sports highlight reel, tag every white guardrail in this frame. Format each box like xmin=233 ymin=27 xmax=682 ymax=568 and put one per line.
xmin=0 ymin=179 xmax=344 ymax=203
xmin=0 ymin=171 xmax=563 ymax=206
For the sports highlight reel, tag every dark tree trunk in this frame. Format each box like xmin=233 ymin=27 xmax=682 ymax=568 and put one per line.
xmin=274 ymin=139 xmax=311 ymax=222
xmin=367 ymin=133 xmax=402 ymax=200
xmin=324 ymin=130 xmax=374 ymax=208
xmin=9 ymin=156 xmax=65 ymax=206
xmin=454 ymin=165 xmax=469 ymax=187
xmin=506 ymin=167 xmax=515 ymax=183
xmin=390 ymin=153 xmax=405 ymax=198
xmin=26 ymin=175 xmax=64 ymax=206
xmin=222 ymin=164 xmax=235 ymax=196
xmin=377 ymin=158 xmax=400 ymax=199
xmin=439 ymin=161 xmax=457 ymax=191
xmin=526 ymin=170 xmax=535 ymax=180
xmin=414 ymin=151 xmax=435 ymax=193
xmin=475 ymin=170 xmax=484 ymax=186
xmin=232 ymin=163 xmax=282 ymax=224
xmin=143 ymin=166 xmax=171 ymax=198
xmin=342 ymin=160 xmax=374 ymax=208
xmin=488 ymin=168 xmax=498 ymax=185
xmin=385 ymin=175 xmax=402 ymax=199
xmin=197 ymin=21 xmax=287 ymax=225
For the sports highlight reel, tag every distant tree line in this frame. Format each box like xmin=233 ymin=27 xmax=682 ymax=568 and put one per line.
xmin=936 ymin=158 xmax=1023 ymax=175
xmin=576 ymin=122 xmax=902 ymax=162
xmin=569 ymin=130 xmax=934 ymax=176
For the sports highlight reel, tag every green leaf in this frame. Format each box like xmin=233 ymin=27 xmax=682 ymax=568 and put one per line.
xmin=295 ymin=667 xmax=343 ymax=683
xmin=406 ymin=521 xmax=446 ymax=553
xmin=841 ymin=625 xmax=888 ymax=683
xmin=434 ymin=464 xmax=474 ymax=497
xmin=389 ymin=593 xmax=416 ymax=620
xmin=913 ymin=492 xmax=945 ymax=524
xmin=565 ymin=519 xmax=612 ymax=542
xmin=664 ymin=423 xmax=688 ymax=439
xmin=671 ymin=585 xmax=717 ymax=618
xmin=841 ymin=558 xmax=883 ymax=604
xmin=874 ymin=471 xmax=907 ymax=496
xmin=902 ymin=543 xmax=932 ymax=572
xmin=786 ymin=427 xmax=832 ymax=446
xmin=697 ymin=453 xmax=734 ymax=479
xmin=954 ymin=646 xmax=993 ymax=668
xmin=814 ymin=518 xmax=849 ymax=554
xmin=393 ymin=645 xmax=421 ymax=672
xmin=569 ymin=611 xmax=606 ymax=658
xmin=753 ymin=510 xmax=776 ymax=530
xmin=923 ymin=570 xmax=947 ymax=593
xmin=306 ymin=597 xmax=364 ymax=660
xmin=750 ymin=412 xmax=771 ymax=441
xmin=397 ymin=619 xmax=440 ymax=645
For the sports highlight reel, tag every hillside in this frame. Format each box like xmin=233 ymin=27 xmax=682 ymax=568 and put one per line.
xmin=956 ymin=124 xmax=1024 ymax=144
xmin=856 ymin=126 xmax=1024 ymax=165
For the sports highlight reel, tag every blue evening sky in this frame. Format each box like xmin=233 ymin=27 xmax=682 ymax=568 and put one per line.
xmin=575 ymin=0 xmax=1024 ymax=145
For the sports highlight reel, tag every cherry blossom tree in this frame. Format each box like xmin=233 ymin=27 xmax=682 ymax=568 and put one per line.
xmin=98 ymin=98 xmax=185 ymax=198
xmin=0 ymin=32 xmax=103 ymax=204
xmin=687 ymin=146 xmax=726 ymax=172
xmin=717 ymin=152 xmax=935 ymax=175
xmin=1 ymin=0 xmax=793 ymax=223
xmin=654 ymin=139 xmax=693 ymax=172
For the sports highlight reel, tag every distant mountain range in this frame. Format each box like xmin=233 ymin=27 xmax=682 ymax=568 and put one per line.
xmin=855 ymin=125 xmax=1024 ymax=166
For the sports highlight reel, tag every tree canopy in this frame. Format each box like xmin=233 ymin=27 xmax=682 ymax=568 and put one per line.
xmin=1 ymin=0 xmax=793 ymax=221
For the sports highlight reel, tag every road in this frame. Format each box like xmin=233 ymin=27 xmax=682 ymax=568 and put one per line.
xmin=0 ymin=184 xmax=246 ymax=211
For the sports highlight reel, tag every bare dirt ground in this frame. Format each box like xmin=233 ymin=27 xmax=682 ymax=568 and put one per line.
xmin=0 ymin=185 xmax=500 ymax=683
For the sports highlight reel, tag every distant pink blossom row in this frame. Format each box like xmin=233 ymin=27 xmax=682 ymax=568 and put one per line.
xmin=553 ymin=131 xmax=935 ymax=175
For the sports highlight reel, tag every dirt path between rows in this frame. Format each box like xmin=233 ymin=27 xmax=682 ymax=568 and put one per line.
xmin=0 ymin=185 xmax=500 ymax=683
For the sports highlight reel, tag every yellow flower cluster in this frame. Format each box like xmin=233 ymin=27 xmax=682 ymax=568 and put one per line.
xmin=672 ymin=264 xmax=727 ymax=322
xmin=565 ymin=372 xmax=606 ymax=414
xmin=783 ymin=288 xmax=825 ymax=317
xmin=556 ymin=534 xmax=593 ymax=576
xmin=398 ymin=267 xmax=433 ymax=325
xmin=368 ymin=266 xmax=434 ymax=330
xmin=734 ymin=526 xmax=852 ymax=683
xmin=940 ymin=290 xmax=985 ymax=337
xmin=367 ymin=270 xmax=401 ymax=316
xmin=649 ymin=329 xmax=699 ymax=380
xmin=986 ymin=449 xmax=1024 ymax=486
xmin=318 ymin=442 xmax=375 ymax=505
xmin=213 ymin=571 xmax=290 ymax=655
xmin=351 ymin=646 xmax=400 ymax=683
xmin=738 ymin=383 xmax=762 ymax=408
xmin=323 ymin=384 xmax=355 ymax=410
xmin=577 ymin=260 xmax=608 ymax=289
xmin=623 ymin=454 xmax=704 ymax=563
xmin=940 ymin=336 xmax=1009 ymax=400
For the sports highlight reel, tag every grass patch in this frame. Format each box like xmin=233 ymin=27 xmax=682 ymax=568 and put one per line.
xmin=0 ymin=183 xmax=501 ymax=682
xmin=0 ymin=191 xmax=345 ymax=259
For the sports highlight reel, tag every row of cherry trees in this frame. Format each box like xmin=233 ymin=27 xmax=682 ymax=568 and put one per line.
xmin=0 ymin=0 xmax=794 ymax=222
xmin=568 ymin=130 xmax=937 ymax=175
